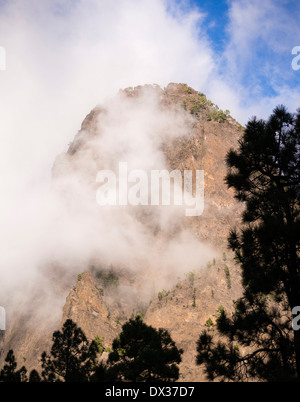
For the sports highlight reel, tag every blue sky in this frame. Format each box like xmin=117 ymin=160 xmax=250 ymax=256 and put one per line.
xmin=183 ymin=0 xmax=300 ymax=101
xmin=190 ymin=0 xmax=230 ymax=53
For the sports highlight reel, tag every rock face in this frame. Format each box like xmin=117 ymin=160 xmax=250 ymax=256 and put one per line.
xmin=62 ymin=271 xmax=119 ymax=347
xmin=144 ymin=256 xmax=242 ymax=381
xmin=56 ymin=83 xmax=245 ymax=381
xmin=53 ymin=82 xmax=243 ymax=250
xmin=1 ymin=83 xmax=245 ymax=380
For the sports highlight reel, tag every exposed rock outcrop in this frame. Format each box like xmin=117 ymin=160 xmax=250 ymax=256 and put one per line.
xmin=62 ymin=271 xmax=119 ymax=347
xmin=2 ymin=83 xmax=245 ymax=381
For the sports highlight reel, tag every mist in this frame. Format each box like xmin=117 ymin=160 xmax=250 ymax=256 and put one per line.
xmin=0 ymin=1 xmax=213 ymax=309
xmin=0 ymin=83 xmax=216 ymax=329
xmin=44 ymin=87 xmax=215 ymax=295
xmin=1 ymin=0 xmax=291 ymax=324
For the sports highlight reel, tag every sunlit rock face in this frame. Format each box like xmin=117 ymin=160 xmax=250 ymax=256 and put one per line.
xmin=1 ymin=83 xmax=244 ymax=380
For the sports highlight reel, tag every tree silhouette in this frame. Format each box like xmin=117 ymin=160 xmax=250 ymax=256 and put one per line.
xmin=196 ymin=294 xmax=295 ymax=381
xmin=41 ymin=319 xmax=98 ymax=382
xmin=107 ymin=315 xmax=183 ymax=382
xmin=29 ymin=369 xmax=41 ymax=382
xmin=0 ymin=349 xmax=27 ymax=382
xmin=196 ymin=105 xmax=300 ymax=381
xmin=90 ymin=361 xmax=112 ymax=382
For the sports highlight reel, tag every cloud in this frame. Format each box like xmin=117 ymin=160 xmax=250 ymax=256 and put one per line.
xmin=0 ymin=0 xmax=214 ymax=296
xmin=47 ymin=87 xmax=213 ymax=287
xmin=0 ymin=82 xmax=215 ymax=312
xmin=0 ymin=0 xmax=214 ymax=207
xmin=0 ymin=0 xmax=299 ymax=312
xmin=210 ymin=0 xmax=300 ymax=121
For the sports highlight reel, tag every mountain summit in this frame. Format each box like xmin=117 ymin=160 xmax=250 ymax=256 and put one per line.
xmin=1 ymin=83 xmax=244 ymax=380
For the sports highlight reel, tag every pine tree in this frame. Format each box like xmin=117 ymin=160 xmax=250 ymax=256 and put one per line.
xmin=107 ymin=316 xmax=183 ymax=381
xmin=29 ymin=369 xmax=41 ymax=382
xmin=0 ymin=349 xmax=27 ymax=382
xmin=41 ymin=319 xmax=98 ymax=382
xmin=196 ymin=105 xmax=300 ymax=381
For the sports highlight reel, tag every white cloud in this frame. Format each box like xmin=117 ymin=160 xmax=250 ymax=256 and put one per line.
xmin=0 ymin=0 xmax=299 ymax=308
xmin=0 ymin=0 xmax=217 ymax=306
xmin=0 ymin=0 xmax=214 ymax=199
xmin=211 ymin=0 xmax=300 ymax=121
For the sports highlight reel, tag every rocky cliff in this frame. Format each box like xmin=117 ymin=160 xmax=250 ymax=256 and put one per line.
xmin=1 ymin=83 xmax=245 ymax=381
